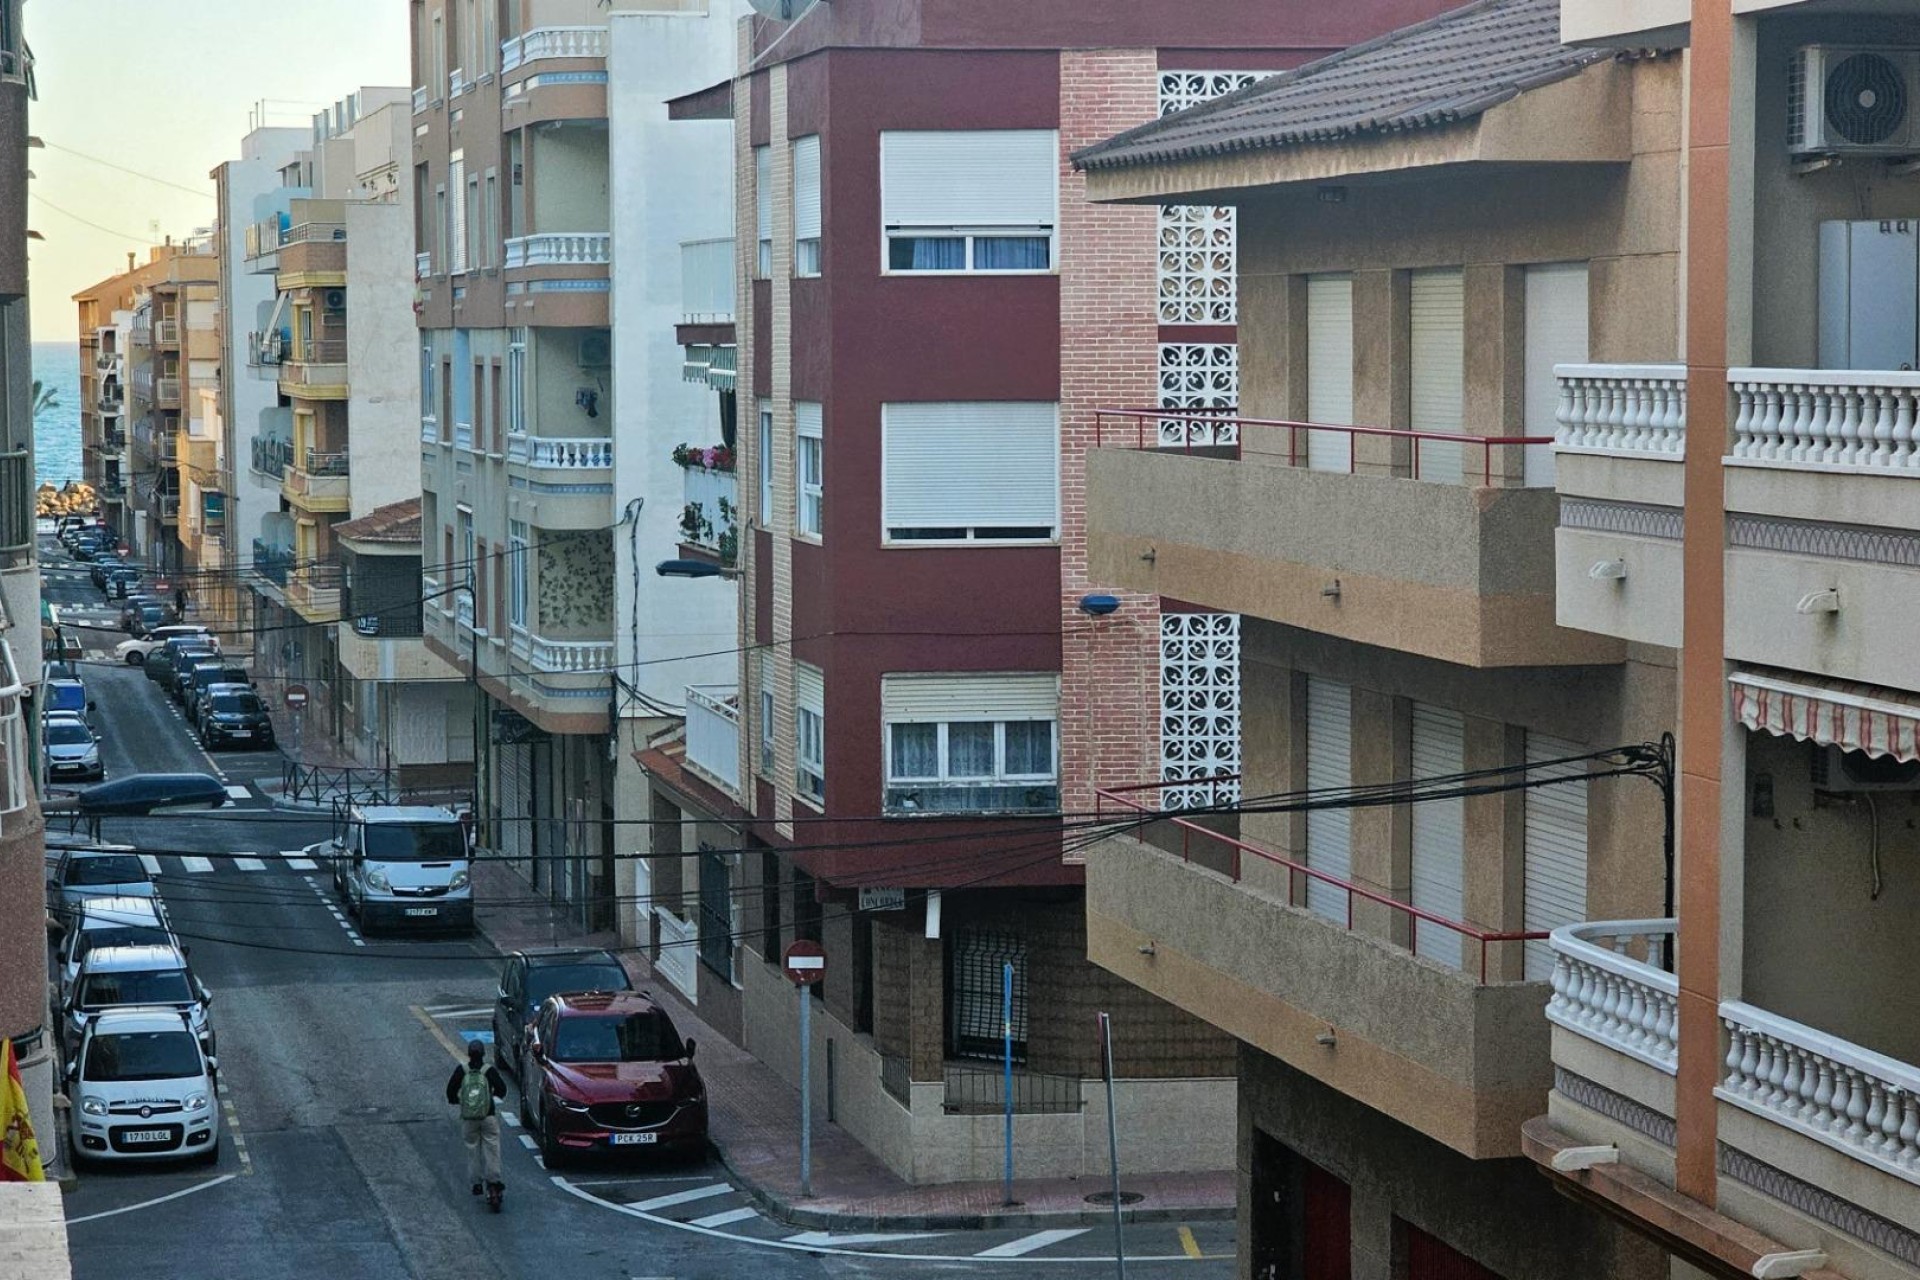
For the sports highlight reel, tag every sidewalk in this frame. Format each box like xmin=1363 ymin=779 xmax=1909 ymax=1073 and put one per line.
xmin=473 ymin=860 xmax=1235 ymax=1231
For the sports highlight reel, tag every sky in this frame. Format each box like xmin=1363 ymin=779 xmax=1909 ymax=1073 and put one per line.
xmin=24 ymin=0 xmax=410 ymax=340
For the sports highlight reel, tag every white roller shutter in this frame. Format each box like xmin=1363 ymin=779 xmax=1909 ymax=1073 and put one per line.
xmin=754 ymin=146 xmax=772 ymax=244
xmin=793 ymin=662 xmax=824 ymax=714
xmin=1524 ymin=732 xmax=1590 ymax=981
xmin=499 ymin=742 xmax=531 ymax=866
xmin=1410 ymin=703 xmax=1466 ymax=970
xmin=1304 ymin=676 xmax=1352 ymax=923
xmin=1305 ymin=275 xmax=1354 ymax=473
xmin=448 ymin=152 xmax=468 ymax=274
xmin=1409 ymin=269 xmax=1464 ymax=484
xmin=883 ymin=402 xmax=1058 ymax=536
xmin=881 ymin=131 xmax=1058 ymax=227
xmin=882 ymin=673 xmax=1058 ymax=722
xmin=1523 ymin=263 xmax=1589 ymax=487
xmin=793 ymin=135 xmax=822 ymax=241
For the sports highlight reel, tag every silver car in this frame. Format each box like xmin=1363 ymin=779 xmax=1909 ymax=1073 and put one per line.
xmin=46 ymin=847 xmax=156 ymax=936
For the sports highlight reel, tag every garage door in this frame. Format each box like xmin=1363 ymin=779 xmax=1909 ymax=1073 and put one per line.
xmin=1305 ymin=676 xmax=1352 ymax=923
xmin=1523 ymin=263 xmax=1589 ymax=487
xmin=1410 ymin=703 xmax=1466 ymax=969
xmin=1523 ymin=732 xmax=1590 ymax=981
xmin=497 ymin=741 xmax=531 ymax=869
xmin=1410 ymin=269 xmax=1465 ymax=484
xmin=1306 ymin=274 xmax=1355 ymax=473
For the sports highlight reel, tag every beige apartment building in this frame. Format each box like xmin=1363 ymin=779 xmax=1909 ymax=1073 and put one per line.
xmin=75 ymin=251 xmax=174 ymax=542
xmin=124 ymin=242 xmax=220 ymax=579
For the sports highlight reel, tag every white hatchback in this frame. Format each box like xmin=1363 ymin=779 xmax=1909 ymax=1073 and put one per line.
xmin=68 ymin=1007 xmax=219 ymax=1164
xmin=113 ymin=624 xmax=218 ymax=666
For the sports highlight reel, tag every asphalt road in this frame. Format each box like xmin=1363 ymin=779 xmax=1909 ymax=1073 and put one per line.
xmin=42 ymin=544 xmax=1235 ymax=1280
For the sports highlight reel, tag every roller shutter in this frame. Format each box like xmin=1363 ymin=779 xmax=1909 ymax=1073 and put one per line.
xmin=1523 ymin=263 xmax=1589 ymax=487
xmin=1304 ymin=676 xmax=1352 ymax=923
xmin=882 ymin=402 xmax=1058 ymax=537
xmin=881 ymin=673 xmax=1058 ymax=722
xmin=1410 ymin=703 xmax=1466 ymax=970
xmin=1410 ymin=269 xmax=1464 ymax=484
xmin=1305 ymin=275 xmax=1354 ymax=473
xmin=1524 ymin=732 xmax=1590 ymax=981
xmin=881 ymin=131 xmax=1058 ymax=228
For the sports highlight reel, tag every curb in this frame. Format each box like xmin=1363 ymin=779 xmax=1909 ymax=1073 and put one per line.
xmin=706 ymin=1138 xmax=1234 ymax=1232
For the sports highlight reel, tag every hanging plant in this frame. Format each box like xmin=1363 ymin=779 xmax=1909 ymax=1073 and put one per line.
xmin=680 ymin=501 xmax=713 ymax=545
xmin=671 ymin=443 xmax=736 ymax=473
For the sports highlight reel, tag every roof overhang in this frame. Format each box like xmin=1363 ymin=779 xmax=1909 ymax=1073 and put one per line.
xmin=1085 ymin=60 xmax=1631 ymax=206
xmin=337 ymin=534 xmax=420 ymax=557
xmin=667 ymin=78 xmax=733 ymax=122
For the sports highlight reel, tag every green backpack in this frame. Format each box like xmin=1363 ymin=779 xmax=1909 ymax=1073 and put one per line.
xmin=459 ymin=1066 xmax=491 ymax=1120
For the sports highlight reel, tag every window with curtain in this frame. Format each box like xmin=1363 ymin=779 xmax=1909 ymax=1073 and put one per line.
xmin=795 ymin=662 xmax=824 ymax=805
xmin=754 ymin=146 xmax=772 ymax=278
xmin=882 ymin=674 xmax=1059 ymax=814
xmin=881 ymin=131 xmax=1056 ymax=274
xmin=793 ymin=135 xmax=821 ymax=277
xmin=796 ymin=402 xmax=823 ymax=538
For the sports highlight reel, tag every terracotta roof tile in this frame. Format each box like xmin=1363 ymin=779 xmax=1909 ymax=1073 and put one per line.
xmin=334 ymin=497 xmax=422 ymax=544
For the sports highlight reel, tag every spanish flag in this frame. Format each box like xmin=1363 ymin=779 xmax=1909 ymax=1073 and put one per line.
xmin=0 ymin=1038 xmax=44 ymax=1182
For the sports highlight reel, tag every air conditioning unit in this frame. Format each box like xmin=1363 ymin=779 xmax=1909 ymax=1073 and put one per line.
xmin=322 ymin=289 xmax=347 ymax=311
xmin=1789 ymin=46 xmax=1920 ymax=156
xmin=1812 ymin=743 xmax=1920 ymax=792
xmin=578 ymin=331 xmax=611 ymax=368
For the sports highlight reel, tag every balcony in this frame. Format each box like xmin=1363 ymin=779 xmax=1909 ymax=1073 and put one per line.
xmin=416 ymin=251 xmax=432 ymax=280
xmin=684 ymin=685 xmax=741 ymax=796
xmin=95 ymin=384 xmax=123 ymax=413
xmin=251 ymin=435 xmax=293 ymax=479
xmin=282 ymin=450 xmax=350 ymax=512
xmin=679 ymin=237 xmax=734 ymax=326
xmin=155 ymin=376 xmax=180 ymax=408
xmin=501 ymin=25 xmax=608 ymax=73
xmin=504 ymin=233 xmax=609 ymax=269
xmin=454 ymin=420 xmax=474 ymax=451
xmin=156 ymin=493 xmax=180 ymax=524
xmin=1088 ymin=779 xmax=1549 ymax=1158
xmin=500 ymin=27 xmax=609 ymax=125
xmin=288 ymin=564 xmax=342 ymax=622
xmin=1088 ymin=409 xmax=1618 ymax=669
xmin=155 ymin=318 xmax=179 ymax=348
xmin=252 ymin=540 xmax=293 ymax=587
xmin=276 ymin=225 xmax=347 ymax=283
xmin=508 ymin=626 xmax=614 ymax=675
xmin=278 ymin=339 xmax=349 ymax=399
xmin=506 ymin=435 xmax=614 ymax=525
xmin=0 ymin=642 xmax=28 ymax=825
xmin=1542 ymin=920 xmax=1920 ymax=1272
xmin=412 ymin=85 xmax=428 ymax=113
xmin=677 ymin=455 xmax=736 ymax=563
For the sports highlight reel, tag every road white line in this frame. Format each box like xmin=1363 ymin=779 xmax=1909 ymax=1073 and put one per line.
xmin=423 ymin=1005 xmax=493 ymax=1018
xmin=629 ymin=1183 xmax=735 ymax=1212
xmin=517 ymin=1134 xmax=537 ymax=1151
xmin=178 ymin=856 xmax=214 ymax=874
xmin=689 ymin=1207 xmax=761 ymax=1229
xmin=223 ymin=785 xmax=252 ymax=800
xmin=278 ymin=851 xmax=318 ymax=870
xmin=974 ymin=1229 xmax=1091 ymax=1258
xmin=65 ymin=1174 xmax=239 ymax=1225
xmin=232 ymin=856 xmax=266 ymax=872
xmin=499 ymin=1111 xmax=519 ymax=1128
xmin=784 ymin=1231 xmax=945 ymax=1248
xmin=139 ymin=855 xmax=161 ymax=875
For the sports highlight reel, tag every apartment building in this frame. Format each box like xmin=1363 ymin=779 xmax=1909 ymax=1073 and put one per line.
xmin=1517 ymin=2 xmax=1920 ymax=1278
xmin=410 ymin=0 xmax=739 ymax=926
xmin=624 ymin=0 xmax=1497 ymax=1187
xmin=1073 ymin=0 xmax=1691 ymax=1273
xmin=124 ymin=239 xmax=219 ymax=577
xmin=75 ymin=252 xmax=172 ymax=541
xmin=0 ymin=0 xmax=50 ymax=1176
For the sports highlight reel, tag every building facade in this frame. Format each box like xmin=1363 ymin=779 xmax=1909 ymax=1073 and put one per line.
xmin=124 ymin=241 xmax=219 ymax=578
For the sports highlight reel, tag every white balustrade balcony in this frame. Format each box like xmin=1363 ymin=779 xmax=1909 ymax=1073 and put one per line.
xmin=454 ymin=592 xmax=476 ymax=632
xmin=416 ymin=250 xmax=432 ymax=280
xmin=449 ymin=67 xmax=467 ymax=98
xmin=1554 ymin=364 xmax=1688 ymax=457
xmin=412 ymin=85 xmax=428 ymax=113
xmin=504 ymin=233 xmax=610 ymax=270
xmin=518 ymin=632 xmax=613 ymax=674
xmin=517 ymin=436 xmax=611 ymax=470
xmin=1545 ymin=919 xmax=1677 ymax=1073
xmin=501 ymin=26 xmax=608 ymax=73
xmin=420 ymin=415 xmax=439 ymax=444
xmin=1729 ymin=368 xmax=1920 ymax=470
xmin=453 ymin=420 xmax=474 ymax=451
xmin=680 ymin=238 xmax=735 ymax=324
xmin=684 ymin=685 xmax=742 ymax=796
xmin=0 ymin=642 xmax=28 ymax=827
xmin=156 ymin=319 xmax=179 ymax=347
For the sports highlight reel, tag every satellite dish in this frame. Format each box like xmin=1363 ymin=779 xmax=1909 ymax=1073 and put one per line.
xmin=749 ymin=0 xmax=820 ymax=20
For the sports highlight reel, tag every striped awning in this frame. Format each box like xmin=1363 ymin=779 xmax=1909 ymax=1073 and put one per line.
xmin=1730 ymin=667 xmax=1920 ymax=763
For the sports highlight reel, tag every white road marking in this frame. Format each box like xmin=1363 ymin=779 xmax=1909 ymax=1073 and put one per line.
xmin=975 ymin=1229 xmax=1091 ymax=1258
xmin=278 ymin=851 xmax=317 ymax=870
xmin=65 ymin=1175 xmax=239 ymax=1225
xmin=689 ymin=1206 xmax=761 ymax=1229
xmin=232 ymin=856 xmax=266 ymax=872
xmin=517 ymin=1133 xmax=537 ymax=1151
xmin=629 ymin=1183 xmax=735 ymax=1213
xmin=784 ymin=1231 xmax=945 ymax=1248
xmin=178 ymin=856 xmax=214 ymax=874
xmin=139 ymin=855 xmax=161 ymax=875
xmin=499 ymin=1111 xmax=519 ymax=1128
xmin=224 ymin=785 xmax=252 ymax=800
xmin=423 ymin=1005 xmax=493 ymax=1018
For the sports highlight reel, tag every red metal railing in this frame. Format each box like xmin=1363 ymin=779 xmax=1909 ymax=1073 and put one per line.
xmin=1093 ymin=407 xmax=1552 ymax=489
xmin=1094 ymin=775 xmax=1545 ymax=983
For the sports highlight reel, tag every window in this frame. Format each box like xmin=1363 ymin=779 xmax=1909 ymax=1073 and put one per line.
xmin=758 ymin=651 xmax=774 ymax=775
xmin=882 ymin=673 xmax=1058 ymax=814
xmin=756 ymin=400 xmax=773 ymax=524
xmin=882 ymin=402 xmax=1057 ymax=542
xmin=792 ymin=135 xmax=821 ymax=277
xmin=698 ymin=847 xmax=732 ymax=980
xmin=489 ymin=360 xmax=503 ymax=451
xmin=795 ymin=402 xmax=823 ymax=538
xmin=754 ymin=146 xmax=772 ymax=278
xmin=482 ymin=169 xmax=499 ymax=270
xmin=794 ymin=663 xmax=824 ymax=806
xmin=881 ymin=131 xmax=1057 ymax=273
xmin=435 ymin=185 xmax=448 ymax=271
xmin=507 ymin=335 xmax=526 ymax=436
xmin=448 ymin=151 xmax=468 ymax=274
xmin=420 ymin=343 xmax=437 ymax=421
xmin=948 ymin=931 xmax=1027 ymax=1062
xmin=508 ymin=521 xmax=528 ymax=627
xmin=457 ymin=507 xmax=475 ymax=606
xmin=465 ymin=174 xmax=481 ymax=274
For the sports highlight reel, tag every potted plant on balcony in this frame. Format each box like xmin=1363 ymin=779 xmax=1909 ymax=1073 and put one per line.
xmin=671 ymin=443 xmax=735 ymax=473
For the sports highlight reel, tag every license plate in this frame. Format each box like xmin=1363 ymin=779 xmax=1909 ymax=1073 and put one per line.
xmin=404 ymin=907 xmax=438 ymax=917
xmin=229 ymin=730 xmax=251 ymax=738
xmin=609 ymin=1132 xmax=658 ymax=1145
xmin=122 ymin=1129 xmax=170 ymax=1144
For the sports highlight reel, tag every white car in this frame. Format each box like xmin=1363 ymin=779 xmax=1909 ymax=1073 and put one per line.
xmin=68 ymin=1006 xmax=219 ymax=1164
xmin=56 ymin=896 xmax=175 ymax=1001
xmin=114 ymin=624 xmax=218 ymax=666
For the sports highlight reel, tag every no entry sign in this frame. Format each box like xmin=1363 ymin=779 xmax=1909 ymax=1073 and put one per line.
xmin=783 ymin=939 xmax=826 ymax=987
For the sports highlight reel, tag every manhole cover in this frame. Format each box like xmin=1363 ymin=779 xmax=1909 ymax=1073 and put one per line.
xmin=1084 ymin=1191 xmax=1145 ymax=1206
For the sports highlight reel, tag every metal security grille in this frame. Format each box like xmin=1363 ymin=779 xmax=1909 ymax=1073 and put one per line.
xmin=698 ymin=848 xmax=731 ymax=981
xmin=948 ymin=931 xmax=1028 ymax=1063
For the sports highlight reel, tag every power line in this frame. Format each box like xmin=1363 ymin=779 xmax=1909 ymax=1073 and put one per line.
xmin=28 ymin=193 xmax=161 ymax=245
xmin=39 ymin=141 xmax=214 ymax=199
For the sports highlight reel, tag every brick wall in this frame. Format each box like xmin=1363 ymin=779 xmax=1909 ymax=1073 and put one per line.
xmin=1057 ymin=49 xmax=1164 ymax=822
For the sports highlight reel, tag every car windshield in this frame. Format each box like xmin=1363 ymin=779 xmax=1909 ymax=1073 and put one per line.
xmin=46 ymin=722 xmax=93 ymax=746
xmin=84 ymin=1030 xmax=202 ymax=1083
xmin=78 ymin=925 xmax=170 ymax=959
xmin=68 ymin=856 xmax=147 ymax=886
xmin=47 ymin=686 xmax=85 ymax=712
xmin=362 ymin=823 xmax=466 ymax=861
xmin=79 ymin=969 xmax=192 ymax=1008
xmin=526 ymin=964 xmax=629 ymax=1009
xmin=209 ymin=693 xmax=263 ymax=716
xmin=551 ymin=1012 xmax=682 ymax=1064
xmin=139 ymin=605 xmax=167 ymax=621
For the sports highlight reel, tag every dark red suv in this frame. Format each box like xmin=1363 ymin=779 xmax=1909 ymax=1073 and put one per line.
xmin=519 ymin=991 xmax=707 ymax=1163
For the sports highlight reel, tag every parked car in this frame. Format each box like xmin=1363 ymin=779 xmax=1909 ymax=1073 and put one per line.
xmin=63 ymin=943 xmax=213 ymax=1060
xmin=115 ymin=624 xmax=215 ymax=666
xmin=120 ymin=595 xmax=162 ymax=631
xmin=101 ymin=566 xmax=142 ymax=599
xmin=197 ymin=686 xmax=274 ymax=751
xmin=44 ymin=714 xmax=104 ymax=782
xmin=176 ymin=656 xmax=231 ymax=709
xmin=129 ymin=602 xmax=177 ymax=637
xmin=147 ymin=639 xmax=216 ymax=692
xmin=520 ymin=992 xmax=705 ymax=1165
xmin=183 ymin=661 xmax=250 ymax=716
xmin=57 ymin=896 xmax=175 ymax=1000
xmin=67 ymin=1006 xmax=219 ymax=1166
xmin=46 ymin=847 xmax=157 ymax=936
xmin=492 ymin=949 xmax=634 ymax=1080
xmin=42 ymin=677 xmax=94 ymax=727
xmin=322 ymin=805 xmax=474 ymax=934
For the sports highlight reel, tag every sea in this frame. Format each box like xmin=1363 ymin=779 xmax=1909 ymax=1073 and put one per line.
xmin=30 ymin=341 xmax=83 ymax=493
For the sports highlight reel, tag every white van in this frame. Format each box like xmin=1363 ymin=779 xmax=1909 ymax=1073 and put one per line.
xmin=64 ymin=943 xmax=213 ymax=1059
xmin=57 ymin=896 xmax=175 ymax=1000
xmin=321 ymin=804 xmax=473 ymax=933
xmin=68 ymin=1006 xmax=219 ymax=1164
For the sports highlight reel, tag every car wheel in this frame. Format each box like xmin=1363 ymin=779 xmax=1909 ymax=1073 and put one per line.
xmin=125 ymin=651 xmax=144 ymax=666
xmin=518 ymin=1081 xmax=535 ymax=1128
xmin=538 ymin=1102 xmax=565 ymax=1168
xmin=198 ymin=1140 xmax=221 ymax=1167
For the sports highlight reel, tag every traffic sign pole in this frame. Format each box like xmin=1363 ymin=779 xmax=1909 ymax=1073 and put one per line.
xmin=782 ymin=939 xmax=827 ymax=1199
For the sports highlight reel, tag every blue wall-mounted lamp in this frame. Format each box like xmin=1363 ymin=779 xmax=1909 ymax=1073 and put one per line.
xmin=1078 ymin=594 xmax=1121 ymax=617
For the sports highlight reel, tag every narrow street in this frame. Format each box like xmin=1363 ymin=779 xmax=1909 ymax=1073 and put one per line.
xmin=43 ymin=554 xmax=1233 ymax=1280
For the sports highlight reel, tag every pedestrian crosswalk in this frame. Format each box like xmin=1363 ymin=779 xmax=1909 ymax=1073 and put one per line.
xmin=148 ymin=850 xmax=321 ymax=876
